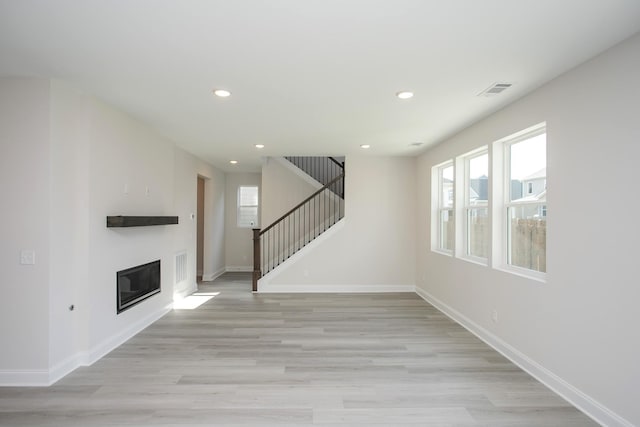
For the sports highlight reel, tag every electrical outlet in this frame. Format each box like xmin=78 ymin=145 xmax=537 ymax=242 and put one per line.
xmin=491 ymin=309 xmax=498 ymax=323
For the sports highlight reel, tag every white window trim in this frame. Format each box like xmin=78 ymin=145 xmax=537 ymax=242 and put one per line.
xmin=492 ymin=122 xmax=547 ymax=282
xmin=431 ymin=160 xmax=454 ymax=256
xmin=237 ymin=185 xmax=260 ymax=228
xmin=456 ymin=147 xmax=489 ymax=265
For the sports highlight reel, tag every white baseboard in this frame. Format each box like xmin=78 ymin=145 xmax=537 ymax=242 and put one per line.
xmin=225 ymin=266 xmax=252 ymax=272
xmin=259 ymin=284 xmax=415 ymax=293
xmin=85 ymin=304 xmax=172 ymax=366
xmin=202 ymin=267 xmax=226 ymax=281
xmin=414 ymin=287 xmax=634 ymax=427
xmin=0 ymin=303 xmax=172 ymax=387
xmin=173 ymin=282 xmax=198 ymax=301
xmin=47 ymin=352 xmax=87 ymax=385
xmin=257 ymin=220 xmax=345 ymax=290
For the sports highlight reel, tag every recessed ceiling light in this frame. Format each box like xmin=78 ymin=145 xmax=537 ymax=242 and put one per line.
xmin=360 ymin=144 xmax=371 ymax=149
xmin=229 ymin=160 xmax=238 ymax=164
xmin=255 ymin=144 xmax=265 ymax=149
xmin=213 ymin=89 xmax=231 ymax=98
xmin=396 ymin=91 xmax=414 ymax=99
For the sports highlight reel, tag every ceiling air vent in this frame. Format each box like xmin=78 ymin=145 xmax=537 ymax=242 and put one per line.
xmin=478 ymin=83 xmax=512 ymax=97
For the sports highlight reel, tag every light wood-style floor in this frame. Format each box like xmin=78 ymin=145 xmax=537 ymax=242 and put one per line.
xmin=0 ymin=273 xmax=596 ymax=426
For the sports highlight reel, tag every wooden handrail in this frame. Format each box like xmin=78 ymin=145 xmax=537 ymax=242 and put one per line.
xmin=253 ymin=159 xmax=346 ymax=291
xmin=328 ymin=156 xmax=345 ymax=169
xmin=259 ymin=173 xmax=344 ymax=236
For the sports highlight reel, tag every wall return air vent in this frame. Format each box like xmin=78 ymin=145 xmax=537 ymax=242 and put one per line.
xmin=478 ymin=82 xmax=512 ymax=97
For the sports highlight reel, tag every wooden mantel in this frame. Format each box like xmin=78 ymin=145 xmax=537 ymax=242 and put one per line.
xmin=106 ymin=216 xmax=179 ymax=228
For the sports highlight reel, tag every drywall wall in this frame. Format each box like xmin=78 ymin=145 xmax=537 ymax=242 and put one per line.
xmin=261 ymin=157 xmax=321 ymax=226
xmin=224 ymin=172 xmax=261 ymax=271
xmin=201 ymin=166 xmax=226 ymax=280
xmin=173 ymin=148 xmax=199 ymax=297
xmin=0 ymin=78 xmax=51 ymax=377
xmin=49 ymin=80 xmax=90 ymax=376
xmin=260 ymin=155 xmax=416 ymax=291
xmin=1 ymin=78 xmax=224 ymax=384
xmin=174 ymin=148 xmax=226 ymax=285
xmin=260 ymin=157 xmax=342 ymax=265
xmin=82 ymin=89 xmax=177 ymax=360
xmin=415 ymin=33 xmax=640 ymax=426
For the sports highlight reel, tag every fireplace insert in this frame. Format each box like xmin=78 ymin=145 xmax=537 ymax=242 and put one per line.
xmin=116 ymin=260 xmax=161 ymax=313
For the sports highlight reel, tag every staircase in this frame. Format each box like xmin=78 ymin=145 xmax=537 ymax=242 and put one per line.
xmin=252 ymin=157 xmax=345 ymax=291
xmin=284 ymin=156 xmax=345 ymax=198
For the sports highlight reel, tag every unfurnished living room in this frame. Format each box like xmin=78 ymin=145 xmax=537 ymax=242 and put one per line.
xmin=1 ymin=1 xmax=640 ymax=426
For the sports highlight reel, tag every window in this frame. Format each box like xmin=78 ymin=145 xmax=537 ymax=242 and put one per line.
xmin=237 ymin=186 xmax=259 ymax=227
xmin=463 ymin=149 xmax=489 ymax=261
xmin=432 ymin=161 xmax=454 ymax=254
xmin=430 ymin=123 xmax=546 ymax=280
xmin=504 ymin=127 xmax=546 ymax=274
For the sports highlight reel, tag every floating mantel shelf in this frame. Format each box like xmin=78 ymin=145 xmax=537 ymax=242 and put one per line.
xmin=106 ymin=215 xmax=179 ymax=228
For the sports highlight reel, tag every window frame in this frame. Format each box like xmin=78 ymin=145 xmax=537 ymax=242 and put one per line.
xmin=458 ymin=147 xmax=489 ymax=265
xmin=431 ymin=160 xmax=455 ymax=256
xmin=493 ymin=123 xmax=547 ymax=281
xmin=237 ymin=185 xmax=260 ymax=228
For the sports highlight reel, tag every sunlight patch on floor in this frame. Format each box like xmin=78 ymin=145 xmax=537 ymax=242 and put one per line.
xmin=173 ymin=292 xmax=219 ymax=309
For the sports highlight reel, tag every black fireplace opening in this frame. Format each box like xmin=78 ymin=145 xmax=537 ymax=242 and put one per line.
xmin=117 ymin=260 xmax=161 ymax=313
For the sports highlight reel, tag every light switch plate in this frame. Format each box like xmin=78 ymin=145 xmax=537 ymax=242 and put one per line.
xmin=20 ymin=250 xmax=35 ymax=265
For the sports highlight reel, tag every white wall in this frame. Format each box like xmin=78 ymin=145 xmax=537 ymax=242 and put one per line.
xmin=415 ymin=33 xmax=640 ymax=427
xmin=49 ymin=80 xmax=91 ymax=376
xmin=202 ymin=168 xmax=226 ymax=280
xmin=261 ymin=157 xmax=320 ymax=226
xmin=224 ymin=172 xmax=261 ymax=271
xmin=0 ymin=78 xmax=51 ymax=377
xmin=84 ymin=89 xmax=176 ymax=359
xmin=260 ymin=156 xmax=416 ymax=292
xmin=174 ymin=148 xmax=226 ymax=285
xmin=0 ymin=78 xmax=226 ymax=385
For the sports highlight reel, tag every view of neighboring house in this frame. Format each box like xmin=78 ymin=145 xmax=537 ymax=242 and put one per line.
xmin=515 ymin=168 xmax=547 ymax=218
xmin=1 ymin=3 xmax=640 ymax=427
xmin=470 ymin=175 xmax=488 ymax=202
xmin=521 ymin=168 xmax=547 ymax=199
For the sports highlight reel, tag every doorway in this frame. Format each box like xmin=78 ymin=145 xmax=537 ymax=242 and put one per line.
xmin=196 ymin=176 xmax=205 ymax=282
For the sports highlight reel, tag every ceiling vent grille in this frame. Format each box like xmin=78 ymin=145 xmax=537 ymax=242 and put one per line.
xmin=478 ymin=83 xmax=512 ymax=97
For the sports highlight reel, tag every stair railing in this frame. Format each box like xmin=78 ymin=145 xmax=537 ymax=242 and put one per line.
xmin=284 ymin=156 xmax=345 ymax=198
xmin=252 ymin=172 xmax=345 ymax=291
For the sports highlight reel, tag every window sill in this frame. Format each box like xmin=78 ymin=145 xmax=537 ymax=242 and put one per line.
xmin=494 ymin=264 xmax=546 ymax=283
xmin=459 ymin=255 xmax=488 ymax=267
xmin=431 ymin=248 xmax=453 ymax=257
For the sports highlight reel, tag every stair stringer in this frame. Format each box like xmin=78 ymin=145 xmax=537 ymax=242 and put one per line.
xmin=273 ymin=157 xmax=324 ymax=190
xmin=257 ymin=218 xmax=346 ymax=292
xmin=257 ymin=217 xmax=414 ymax=293
xmin=260 ymin=208 xmax=344 ymax=274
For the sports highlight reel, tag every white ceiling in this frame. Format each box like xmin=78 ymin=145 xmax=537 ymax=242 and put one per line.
xmin=2 ymin=1 xmax=640 ymax=172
